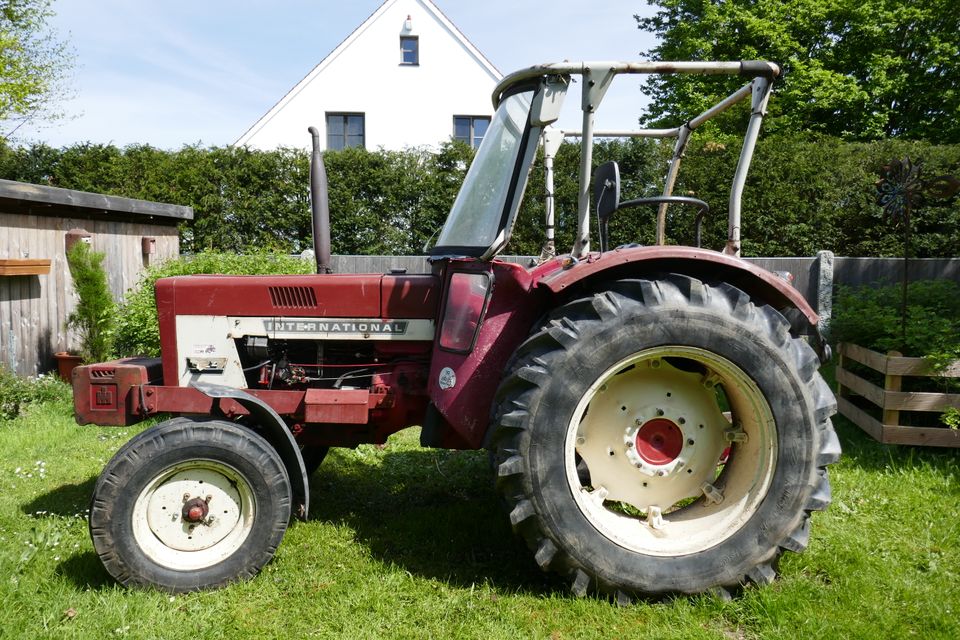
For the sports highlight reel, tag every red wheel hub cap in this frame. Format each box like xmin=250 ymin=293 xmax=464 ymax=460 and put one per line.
xmin=635 ymin=418 xmax=684 ymax=465
xmin=182 ymin=498 xmax=209 ymax=523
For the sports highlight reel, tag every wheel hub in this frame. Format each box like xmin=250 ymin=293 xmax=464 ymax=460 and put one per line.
xmin=574 ymin=356 xmax=729 ymax=516
xmin=635 ymin=418 xmax=683 ymax=465
xmin=566 ymin=346 xmax=778 ymax=556
xmin=182 ymin=497 xmax=209 ymax=523
xmin=138 ymin=465 xmax=249 ymax=556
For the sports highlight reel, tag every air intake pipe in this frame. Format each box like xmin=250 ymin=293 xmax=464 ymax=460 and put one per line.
xmin=308 ymin=126 xmax=333 ymax=274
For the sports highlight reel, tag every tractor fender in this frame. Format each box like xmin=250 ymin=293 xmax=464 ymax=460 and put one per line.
xmin=190 ymin=381 xmax=309 ymax=520
xmin=537 ymin=246 xmax=827 ymax=358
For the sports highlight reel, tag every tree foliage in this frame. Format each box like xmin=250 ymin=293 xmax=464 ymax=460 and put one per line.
xmin=636 ymin=0 xmax=960 ymax=141
xmin=0 ymin=0 xmax=73 ymax=136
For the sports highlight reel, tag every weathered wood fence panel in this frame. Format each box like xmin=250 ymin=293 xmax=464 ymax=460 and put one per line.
xmin=837 ymin=343 xmax=960 ymax=447
xmin=0 ymin=181 xmax=191 ymax=376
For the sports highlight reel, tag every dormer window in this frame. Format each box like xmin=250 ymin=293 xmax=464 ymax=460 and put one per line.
xmin=400 ymin=36 xmax=418 ymax=65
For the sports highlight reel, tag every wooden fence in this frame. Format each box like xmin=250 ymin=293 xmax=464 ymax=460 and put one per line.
xmin=837 ymin=343 xmax=960 ymax=447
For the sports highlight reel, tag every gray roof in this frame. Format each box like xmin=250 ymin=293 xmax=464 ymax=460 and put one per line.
xmin=0 ymin=179 xmax=193 ymax=223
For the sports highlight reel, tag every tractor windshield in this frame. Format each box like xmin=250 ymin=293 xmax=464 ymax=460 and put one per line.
xmin=430 ymin=89 xmax=536 ymax=258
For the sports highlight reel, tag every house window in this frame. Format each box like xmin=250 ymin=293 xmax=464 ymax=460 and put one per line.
xmin=453 ymin=116 xmax=490 ymax=148
xmin=400 ymin=36 xmax=419 ymax=65
xmin=326 ymin=113 xmax=365 ymax=150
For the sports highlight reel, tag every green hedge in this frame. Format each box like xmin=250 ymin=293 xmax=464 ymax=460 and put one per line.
xmin=1 ymin=136 xmax=957 ymax=258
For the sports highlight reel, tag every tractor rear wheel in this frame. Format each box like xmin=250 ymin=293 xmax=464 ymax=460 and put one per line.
xmin=89 ymin=418 xmax=292 ymax=592
xmin=491 ymin=275 xmax=839 ymax=598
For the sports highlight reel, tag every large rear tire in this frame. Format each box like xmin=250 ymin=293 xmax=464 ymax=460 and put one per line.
xmin=89 ymin=418 xmax=292 ymax=592
xmin=491 ymin=275 xmax=839 ymax=598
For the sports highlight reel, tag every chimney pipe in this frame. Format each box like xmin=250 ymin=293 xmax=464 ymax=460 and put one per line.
xmin=308 ymin=126 xmax=332 ymax=274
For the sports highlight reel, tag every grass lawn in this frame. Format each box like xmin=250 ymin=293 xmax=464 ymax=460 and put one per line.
xmin=0 ymin=376 xmax=958 ymax=639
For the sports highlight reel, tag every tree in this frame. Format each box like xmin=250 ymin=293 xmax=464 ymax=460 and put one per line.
xmin=636 ymin=0 xmax=960 ymax=142
xmin=0 ymin=0 xmax=73 ymax=138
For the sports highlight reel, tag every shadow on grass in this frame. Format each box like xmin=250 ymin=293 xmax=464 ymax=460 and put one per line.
xmin=22 ymin=475 xmax=115 ymax=589
xmin=21 ymin=475 xmax=96 ymax=517
xmin=309 ymin=446 xmax=561 ymax=596
xmin=56 ymin=551 xmax=113 ymax=590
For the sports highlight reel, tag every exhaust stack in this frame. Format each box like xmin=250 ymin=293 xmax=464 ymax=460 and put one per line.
xmin=308 ymin=126 xmax=332 ymax=274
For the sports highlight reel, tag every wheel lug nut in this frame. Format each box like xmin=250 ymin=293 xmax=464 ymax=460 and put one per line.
xmin=182 ymin=493 xmax=190 ymax=502
xmin=687 ymin=439 xmax=695 ymax=445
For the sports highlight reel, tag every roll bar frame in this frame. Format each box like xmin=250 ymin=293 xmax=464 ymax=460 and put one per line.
xmin=494 ymin=61 xmax=780 ymax=258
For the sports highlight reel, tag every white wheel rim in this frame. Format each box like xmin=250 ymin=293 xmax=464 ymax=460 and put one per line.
xmin=132 ymin=460 xmax=255 ymax=571
xmin=565 ymin=347 xmax=777 ymax=556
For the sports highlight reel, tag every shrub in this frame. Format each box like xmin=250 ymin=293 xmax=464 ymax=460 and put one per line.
xmin=831 ymin=280 xmax=960 ymax=362
xmin=65 ymin=242 xmax=116 ymax=363
xmin=0 ymin=368 xmax=69 ymax=421
xmin=114 ymin=252 xmax=315 ymax=357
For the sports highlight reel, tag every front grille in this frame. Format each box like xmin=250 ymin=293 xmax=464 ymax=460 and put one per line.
xmin=268 ymin=286 xmax=317 ymax=309
xmin=90 ymin=368 xmax=116 ymax=378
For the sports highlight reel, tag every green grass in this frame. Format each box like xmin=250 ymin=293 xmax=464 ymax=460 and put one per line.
xmin=0 ymin=378 xmax=958 ymax=639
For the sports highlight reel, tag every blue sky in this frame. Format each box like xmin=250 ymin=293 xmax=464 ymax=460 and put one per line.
xmin=15 ymin=0 xmax=657 ymax=149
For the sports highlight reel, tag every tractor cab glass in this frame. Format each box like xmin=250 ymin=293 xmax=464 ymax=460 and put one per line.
xmin=431 ymin=88 xmax=538 ymax=259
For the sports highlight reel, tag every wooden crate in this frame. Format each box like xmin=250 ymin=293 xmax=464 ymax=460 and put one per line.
xmin=837 ymin=342 xmax=960 ymax=447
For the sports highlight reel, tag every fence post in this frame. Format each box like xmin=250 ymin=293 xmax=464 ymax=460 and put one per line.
xmin=813 ymin=250 xmax=834 ymax=339
xmin=882 ymin=350 xmax=903 ymax=429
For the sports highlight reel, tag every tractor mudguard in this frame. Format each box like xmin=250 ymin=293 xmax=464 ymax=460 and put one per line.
xmin=537 ymin=246 xmax=826 ymax=354
xmin=540 ymin=247 xmax=816 ymax=322
xmin=190 ymin=381 xmax=310 ymax=520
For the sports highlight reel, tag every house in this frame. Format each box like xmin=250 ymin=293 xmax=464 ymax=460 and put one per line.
xmin=0 ymin=180 xmax=191 ymax=376
xmin=236 ymin=0 xmax=501 ymax=151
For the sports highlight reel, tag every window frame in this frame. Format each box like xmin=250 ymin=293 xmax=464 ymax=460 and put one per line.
xmin=325 ymin=112 xmax=365 ymax=150
xmin=452 ymin=115 xmax=491 ymax=149
xmin=400 ymin=36 xmax=419 ymax=66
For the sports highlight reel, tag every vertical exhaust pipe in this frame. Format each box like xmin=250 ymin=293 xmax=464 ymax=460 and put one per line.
xmin=308 ymin=126 xmax=333 ymax=274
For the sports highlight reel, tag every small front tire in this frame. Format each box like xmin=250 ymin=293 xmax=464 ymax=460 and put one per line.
xmin=89 ymin=418 xmax=292 ymax=592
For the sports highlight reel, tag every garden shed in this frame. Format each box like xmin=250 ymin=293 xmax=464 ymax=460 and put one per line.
xmin=0 ymin=179 xmax=192 ymax=376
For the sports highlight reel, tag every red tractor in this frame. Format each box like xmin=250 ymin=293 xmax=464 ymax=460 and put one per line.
xmin=74 ymin=61 xmax=838 ymax=598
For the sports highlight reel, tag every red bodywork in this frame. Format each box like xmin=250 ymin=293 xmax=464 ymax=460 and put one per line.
xmin=73 ymin=246 xmax=817 ymax=451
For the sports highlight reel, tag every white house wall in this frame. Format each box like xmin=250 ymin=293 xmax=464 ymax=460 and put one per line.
xmin=237 ymin=0 xmax=500 ymax=151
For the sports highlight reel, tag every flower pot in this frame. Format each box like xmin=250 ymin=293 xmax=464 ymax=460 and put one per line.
xmin=54 ymin=352 xmax=84 ymax=383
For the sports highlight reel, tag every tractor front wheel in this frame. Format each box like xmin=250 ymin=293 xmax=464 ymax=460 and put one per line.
xmin=491 ymin=275 xmax=839 ymax=598
xmin=89 ymin=418 xmax=292 ymax=592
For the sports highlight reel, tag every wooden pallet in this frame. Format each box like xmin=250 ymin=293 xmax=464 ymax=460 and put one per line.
xmin=837 ymin=342 xmax=960 ymax=447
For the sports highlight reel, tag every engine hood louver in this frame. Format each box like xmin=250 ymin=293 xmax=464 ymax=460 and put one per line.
xmin=268 ymin=286 xmax=317 ymax=309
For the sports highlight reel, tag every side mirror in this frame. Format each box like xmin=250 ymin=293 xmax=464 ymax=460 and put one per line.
xmin=594 ymin=161 xmax=620 ymax=221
